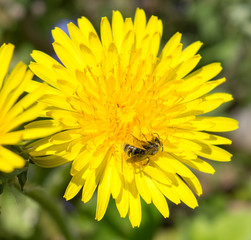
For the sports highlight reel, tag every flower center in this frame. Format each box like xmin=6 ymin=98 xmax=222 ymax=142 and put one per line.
xmin=107 ymin=101 xmax=138 ymax=143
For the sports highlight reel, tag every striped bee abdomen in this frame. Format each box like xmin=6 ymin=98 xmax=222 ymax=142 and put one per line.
xmin=123 ymin=144 xmax=146 ymax=157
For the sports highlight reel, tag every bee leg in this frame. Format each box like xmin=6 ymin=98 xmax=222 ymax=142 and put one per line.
xmin=143 ymin=157 xmax=150 ymax=166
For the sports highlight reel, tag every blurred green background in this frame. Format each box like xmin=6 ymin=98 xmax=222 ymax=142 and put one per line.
xmin=0 ymin=0 xmax=251 ymax=239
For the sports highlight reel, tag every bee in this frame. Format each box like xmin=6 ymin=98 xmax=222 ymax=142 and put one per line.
xmin=123 ymin=134 xmax=163 ymax=164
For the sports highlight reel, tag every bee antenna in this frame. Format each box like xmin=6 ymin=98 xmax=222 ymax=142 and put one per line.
xmin=153 ymin=132 xmax=160 ymax=138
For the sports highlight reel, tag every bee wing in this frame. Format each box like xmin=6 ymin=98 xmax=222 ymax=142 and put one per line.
xmin=131 ymin=135 xmax=148 ymax=148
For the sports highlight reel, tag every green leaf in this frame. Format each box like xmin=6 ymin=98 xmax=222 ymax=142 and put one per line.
xmin=17 ymin=168 xmax=28 ymax=191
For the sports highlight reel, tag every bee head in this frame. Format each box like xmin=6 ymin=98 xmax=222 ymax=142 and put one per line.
xmin=152 ymin=133 xmax=163 ymax=151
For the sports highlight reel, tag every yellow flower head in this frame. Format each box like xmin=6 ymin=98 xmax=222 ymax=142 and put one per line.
xmin=27 ymin=9 xmax=238 ymax=227
xmin=0 ymin=43 xmax=50 ymax=173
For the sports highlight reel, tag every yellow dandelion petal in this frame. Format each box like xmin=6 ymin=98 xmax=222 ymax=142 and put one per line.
xmin=68 ymin=22 xmax=86 ymax=47
xmin=161 ymin=32 xmax=182 ymax=59
xmin=134 ymin=8 xmax=147 ymax=48
xmin=78 ymin=16 xmax=99 ymax=40
xmin=174 ymin=174 xmax=199 ymax=209
xmin=0 ymin=131 xmax=23 ymax=145
xmin=144 ymin=164 xmax=172 ymax=185
xmin=95 ymin=150 xmax=115 ymax=220
xmin=71 ymin=150 xmax=92 ymax=175
xmin=82 ymin=169 xmax=99 ymax=203
xmin=163 ymin=153 xmax=196 ymax=178
xmin=135 ymin=173 xmax=152 ymax=204
xmin=145 ymin=176 xmax=170 ymax=218
xmin=53 ymin=42 xmax=82 ymax=71
xmin=31 ymin=154 xmax=72 ymax=168
xmin=0 ymin=43 xmax=51 ymax=173
xmin=27 ymin=9 xmax=238 ymax=227
xmin=179 ymin=157 xmax=216 ymax=174
xmin=154 ymin=181 xmax=181 ymax=205
xmin=128 ymin=179 xmax=142 ymax=227
xmin=0 ymin=146 xmax=25 ymax=173
xmin=176 ymin=55 xmax=202 ymax=79
xmin=116 ymin=185 xmax=129 ymax=218
xmin=184 ymin=62 xmax=223 ymax=82
xmin=180 ymin=41 xmax=203 ymax=62
xmin=0 ymin=62 xmax=27 ymax=111
xmin=173 ymin=130 xmax=232 ymax=145
xmin=96 ymin=164 xmax=112 ymax=221
xmin=183 ymin=174 xmax=203 ymax=196
xmin=101 ymin=17 xmax=113 ymax=50
xmin=89 ymin=32 xmax=103 ymax=62
xmin=112 ymin=10 xmax=124 ymax=49
xmin=64 ymin=168 xmax=86 ymax=200
xmin=191 ymin=116 xmax=239 ymax=132
xmin=110 ymin=163 xmax=122 ymax=199
xmin=182 ymin=78 xmax=227 ymax=103
xmin=0 ymin=43 xmax=14 ymax=87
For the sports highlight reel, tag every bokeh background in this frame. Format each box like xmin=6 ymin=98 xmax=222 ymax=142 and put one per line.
xmin=0 ymin=0 xmax=251 ymax=239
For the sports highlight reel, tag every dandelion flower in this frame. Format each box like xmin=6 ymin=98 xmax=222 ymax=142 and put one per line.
xmin=27 ymin=9 xmax=238 ymax=227
xmin=0 ymin=43 xmax=59 ymax=173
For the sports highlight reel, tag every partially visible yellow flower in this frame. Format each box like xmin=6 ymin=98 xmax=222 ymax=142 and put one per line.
xmin=27 ymin=9 xmax=238 ymax=227
xmin=0 ymin=43 xmax=59 ymax=173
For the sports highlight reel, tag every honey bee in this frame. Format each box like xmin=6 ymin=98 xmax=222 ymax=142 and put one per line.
xmin=123 ymin=134 xmax=163 ymax=164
